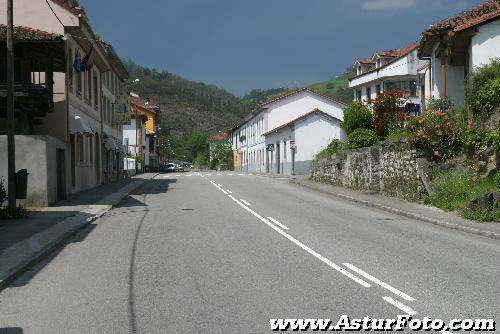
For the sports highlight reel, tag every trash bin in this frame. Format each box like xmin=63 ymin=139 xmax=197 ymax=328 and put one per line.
xmin=15 ymin=169 xmax=29 ymax=199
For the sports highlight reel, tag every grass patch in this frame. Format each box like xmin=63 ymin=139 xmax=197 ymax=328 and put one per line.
xmin=425 ymin=170 xmax=500 ymax=222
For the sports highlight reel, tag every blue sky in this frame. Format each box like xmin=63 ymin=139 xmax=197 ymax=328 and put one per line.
xmin=81 ymin=0 xmax=483 ymax=96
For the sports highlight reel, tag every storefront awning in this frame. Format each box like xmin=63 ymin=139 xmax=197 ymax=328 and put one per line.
xmin=69 ymin=114 xmax=96 ymax=134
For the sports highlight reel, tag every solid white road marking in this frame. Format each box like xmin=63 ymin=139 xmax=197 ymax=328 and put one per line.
xmin=218 ymin=183 xmax=222 ymax=187
xmin=175 ymin=174 xmax=181 ymax=177
xmin=267 ymin=217 xmax=289 ymax=230
xmin=217 ymin=173 xmax=222 ymax=176
xmin=227 ymin=190 xmax=233 ymax=194
xmin=186 ymin=174 xmax=192 ymax=177
xmin=342 ymin=263 xmax=415 ymax=301
xmin=210 ymin=180 xmax=228 ymax=195
xmin=223 ymin=194 xmax=371 ymax=288
xmin=237 ymin=173 xmax=244 ymax=176
xmin=227 ymin=173 xmax=233 ymax=176
xmin=382 ymin=296 xmax=417 ymax=316
xmin=205 ymin=173 xmax=212 ymax=176
xmin=240 ymin=199 xmax=251 ymax=206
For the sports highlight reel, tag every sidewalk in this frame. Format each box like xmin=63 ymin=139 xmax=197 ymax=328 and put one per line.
xmin=0 ymin=173 xmax=158 ymax=291
xmin=290 ymin=175 xmax=500 ymax=240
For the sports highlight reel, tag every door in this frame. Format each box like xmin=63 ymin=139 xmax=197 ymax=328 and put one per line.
xmin=276 ymin=143 xmax=280 ymax=174
xmin=56 ymin=149 xmax=66 ymax=200
xmin=95 ymin=133 xmax=101 ymax=183
xmin=70 ymin=134 xmax=75 ymax=188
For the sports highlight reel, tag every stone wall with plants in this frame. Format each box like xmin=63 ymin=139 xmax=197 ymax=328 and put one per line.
xmin=310 ymin=66 xmax=500 ymax=221
xmin=310 ymin=140 xmax=427 ymax=201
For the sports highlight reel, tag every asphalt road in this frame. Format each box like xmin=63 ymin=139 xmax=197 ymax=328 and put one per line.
xmin=0 ymin=172 xmax=498 ymax=333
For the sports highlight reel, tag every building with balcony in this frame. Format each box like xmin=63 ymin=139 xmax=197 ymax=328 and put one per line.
xmin=0 ymin=0 xmax=129 ymax=204
xmin=349 ymin=43 xmax=429 ymax=111
xmin=418 ymin=0 xmax=500 ymax=108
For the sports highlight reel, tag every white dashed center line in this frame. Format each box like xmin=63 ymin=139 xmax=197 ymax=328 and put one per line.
xmin=267 ymin=217 xmax=289 ymax=230
xmin=343 ymin=263 xmax=415 ymax=301
xmin=382 ymin=296 xmax=417 ymax=316
xmin=240 ymin=199 xmax=251 ymax=206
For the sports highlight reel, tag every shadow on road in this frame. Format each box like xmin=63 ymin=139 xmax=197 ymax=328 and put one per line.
xmin=0 ymin=328 xmax=24 ymax=334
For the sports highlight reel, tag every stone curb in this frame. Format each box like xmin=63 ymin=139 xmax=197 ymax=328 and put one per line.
xmin=291 ymin=179 xmax=500 ymax=241
xmin=0 ymin=175 xmax=158 ymax=292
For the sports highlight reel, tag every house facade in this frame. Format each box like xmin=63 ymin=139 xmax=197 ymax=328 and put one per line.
xmin=418 ymin=0 xmax=500 ymax=108
xmin=229 ymin=88 xmax=346 ymax=175
xmin=349 ymin=43 xmax=429 ymax=111
xmin=123 ymin=95 xmax=162 ymax=172
xmin=264 ymin=109 xmax=345 ymax=175
xmin=0 ymin=0 xmax=129 ymax=205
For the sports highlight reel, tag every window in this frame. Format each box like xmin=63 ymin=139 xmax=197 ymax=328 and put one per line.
xmin=68 ymin=48 xmax=73 ymax=91
xmin=85 ymin=71 xmax=91 ymax=104
xmin=77 ymin=135 xmax=84 ymax=164
xmin=375 ymin=84 xmax=381 ymax=97
xmin=93 ymin=73 xmax=99 ymax=110
xmin=384 ymin=81 xmax=417 ymax=97
xmin=88 ymin=136 xmax=93 ymax=164
xmin=366 ymin=87 xmax=371 ymax=104
xmin=356 ymin=90 xmax=362 ymax=102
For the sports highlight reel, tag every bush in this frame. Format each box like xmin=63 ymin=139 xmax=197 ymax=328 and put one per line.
xmin=461 ymin=128 xmax=500 ymax=158
xmin=407 ymin=110 xmax=462 ymax=161
xmin=348 ymin=129 xmax=378 ymax=149
xmin=470 ymin=77 xmax=500 ymax=117
xmin=468 ymin=59 xmax=500 ymax=113
xmin=0 ymin=205 xmax=28 ymax=220
xmin=426 ymin=170 xmax=500 ymax=222
xmin=372 ymin=90 xmax=406 ymax=137
xmin=426 ymin=98 xmax=452 ymax=112
xmin=343 ymin=102 xmax=373 ymax=134
xmin=314 ymin=139 xmax=346 ymax=161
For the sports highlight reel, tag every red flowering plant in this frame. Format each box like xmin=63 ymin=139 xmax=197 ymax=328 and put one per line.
xmin=406 ymin=108 xmax=462 ymax=161
xmin=372 ymin=90 xmax=407 ymax=137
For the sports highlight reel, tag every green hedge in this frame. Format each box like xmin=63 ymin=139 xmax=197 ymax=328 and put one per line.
xmin=348 ymin=129 xmax=378 ymax=149
xmin=343 ymin=102 xmax=373 ymax=135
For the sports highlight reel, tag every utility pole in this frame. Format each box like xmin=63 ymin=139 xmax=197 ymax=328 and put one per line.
xmin=6 ymin=0 xmax=16 ymax=208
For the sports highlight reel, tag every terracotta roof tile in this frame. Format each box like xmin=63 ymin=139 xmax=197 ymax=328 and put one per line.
xmin=210 ymin=132 xmax=229 ymax=141
xmin=50 ymin=0 xmax=85 ymax=16
xmin=0 ymin=25 xmax=63 ymax=41
xmin=356 ymin=58 xmax=376 ymax=65
xmin=350 ymin=43 xmax=419 ymax=80
xmin=425 ymin=0 xmax=500 ymax=34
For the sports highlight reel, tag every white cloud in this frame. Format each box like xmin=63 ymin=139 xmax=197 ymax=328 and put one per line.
xmin=362 ymin=0 xmax=416 ymax=11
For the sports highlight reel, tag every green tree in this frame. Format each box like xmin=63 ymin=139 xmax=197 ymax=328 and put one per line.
xmin=343 ymin=102 xmax=373 ymax=135
xmin=185 ymin=131 xmax=209 ymax=161
xmin=210 ymin=143 xmax=234 ymax=170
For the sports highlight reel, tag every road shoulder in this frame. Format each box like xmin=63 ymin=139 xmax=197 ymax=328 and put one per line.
xmin=290 ymin=176 xmax=500 ymax=240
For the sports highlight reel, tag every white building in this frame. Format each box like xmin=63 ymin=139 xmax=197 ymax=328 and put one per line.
xmin=418 ymin=0 xmax=500 ymax=108
xmin=229 ymin=88 xmax=346 ymax=175
xmin=349 ymin=43 xmax=429 ymax=111
xmin=264 ymin=109 xmax=345 ymax=175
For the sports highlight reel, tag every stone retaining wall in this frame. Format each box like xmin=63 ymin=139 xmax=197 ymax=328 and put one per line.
xmin=310 ymin=141 xmax=427 ymax=201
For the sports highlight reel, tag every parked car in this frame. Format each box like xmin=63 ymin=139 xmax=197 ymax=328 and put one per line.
xmin=162 ymin=163 xmax=177 ymax=173
xmin=176 ymin=164 xmax=185 ymax=172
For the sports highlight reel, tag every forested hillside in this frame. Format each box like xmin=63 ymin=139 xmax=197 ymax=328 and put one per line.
xmin=308 ymin=67 xmax=355 ymax=104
